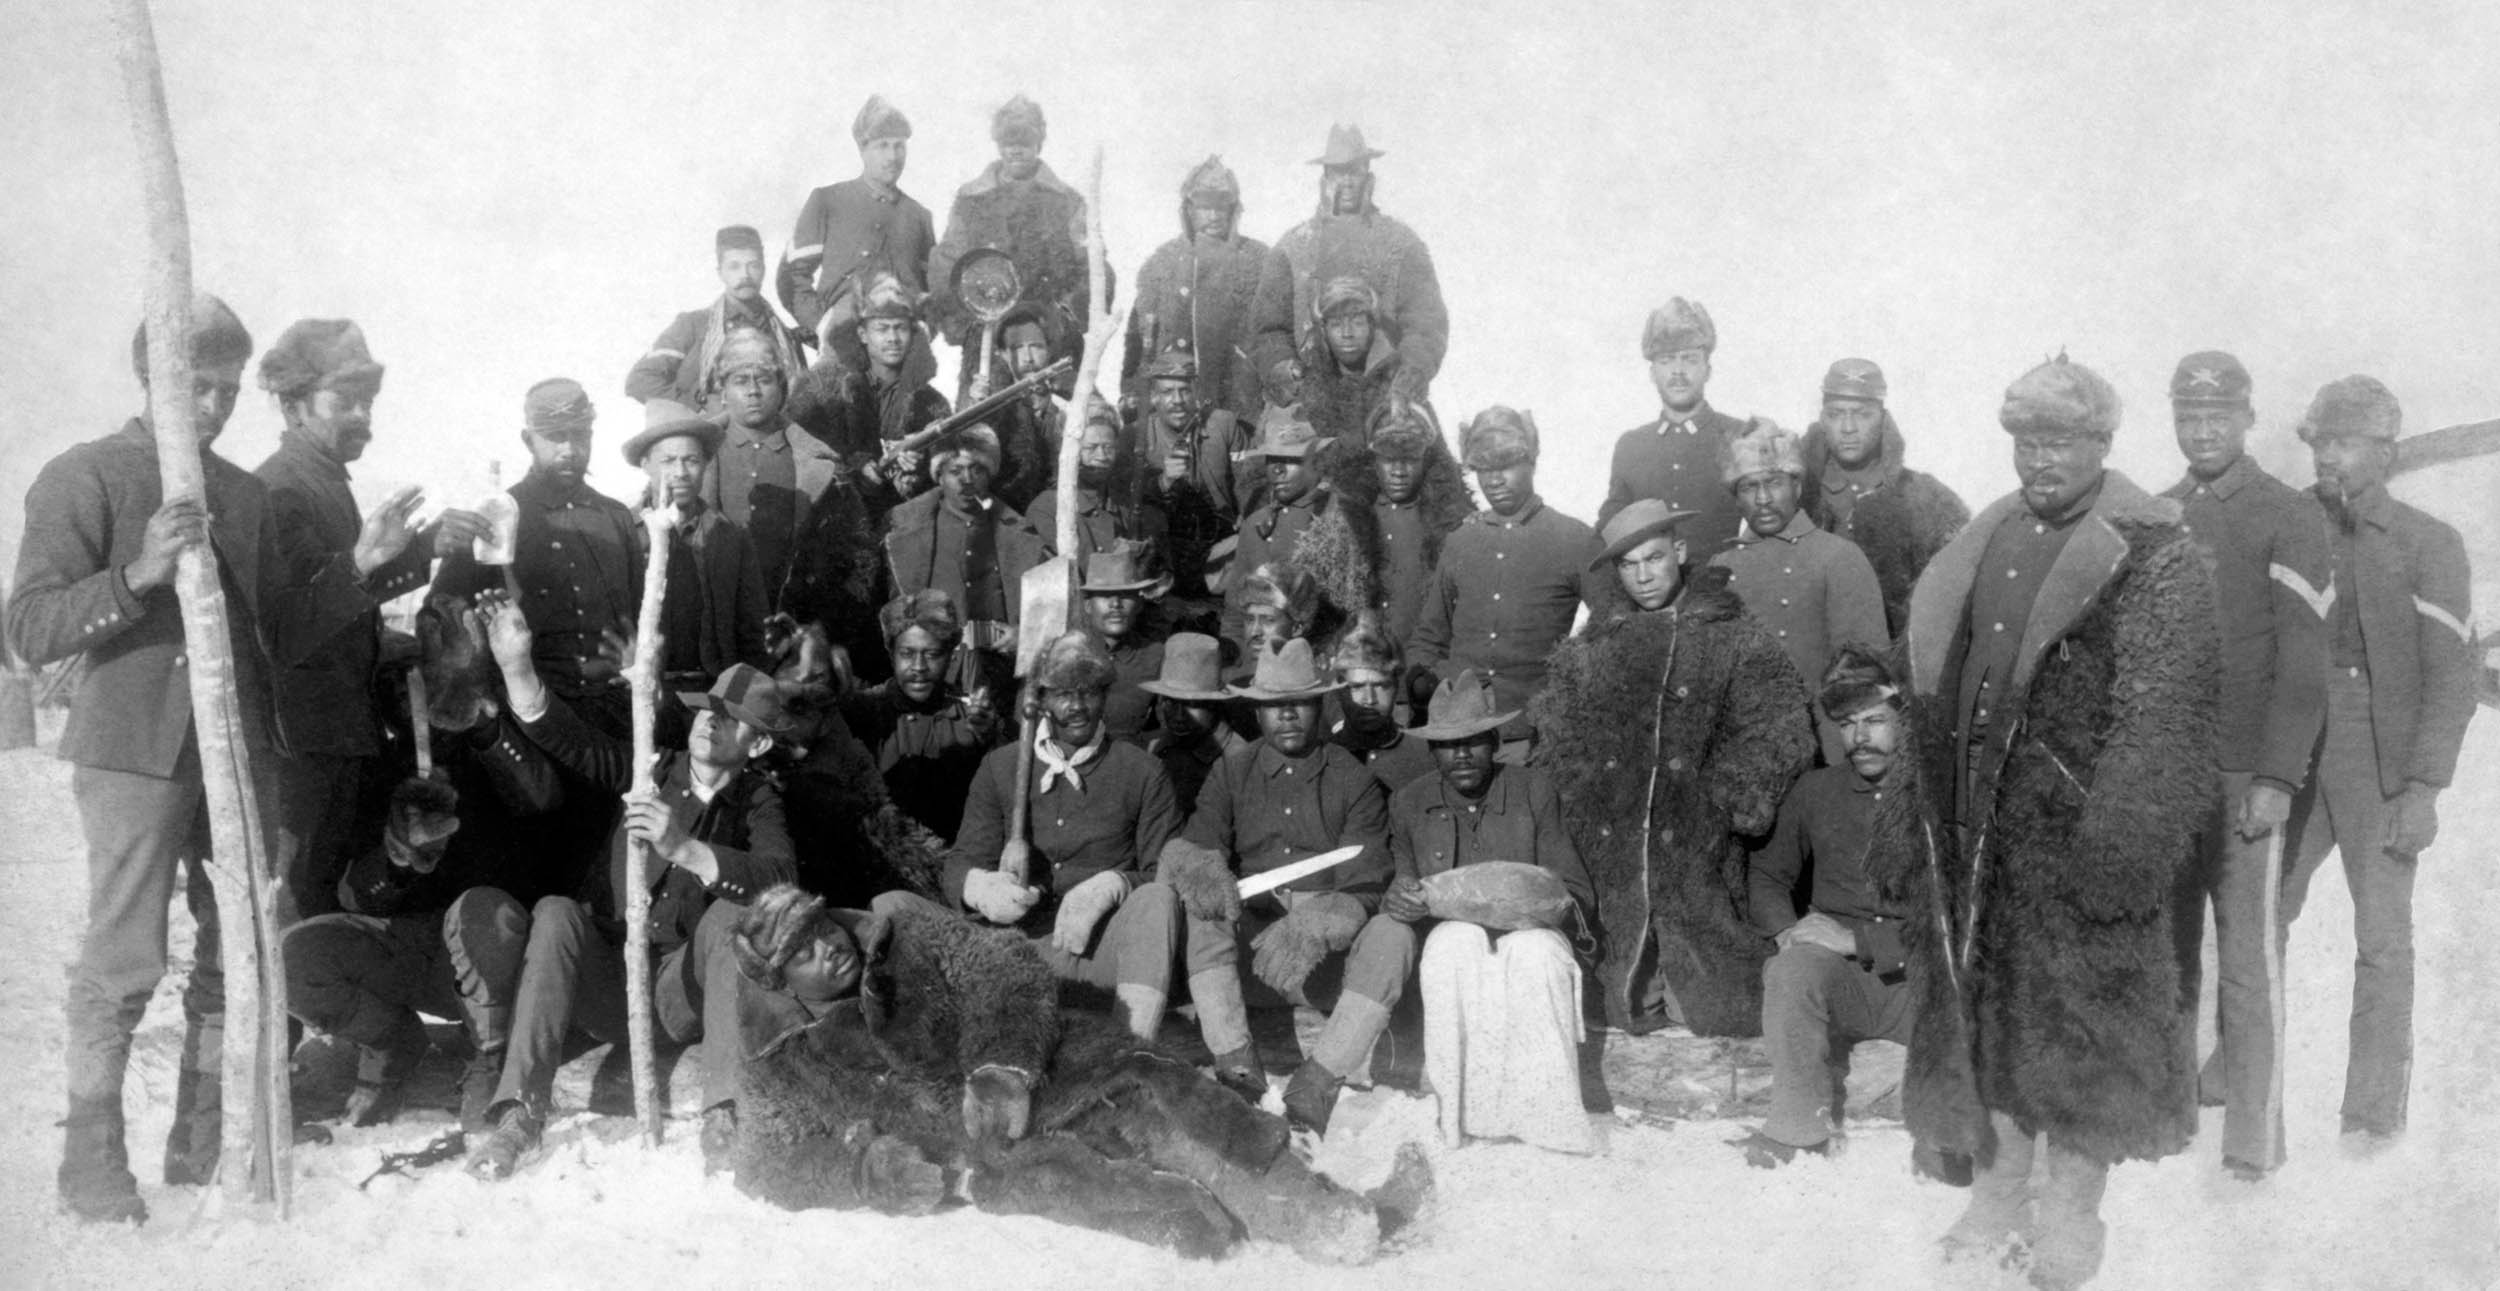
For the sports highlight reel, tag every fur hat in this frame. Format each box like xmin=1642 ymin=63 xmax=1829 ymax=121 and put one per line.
xmin=1314 ymin=276 xmax=1378 ymax=322
xmin=856 ymin=270 xmax=919 ymax=322
xmin=992 ymin=94 xmax=1046 ymax=146
xmin=715 ymin=325 xmax=787 ymax=378
xmin=623 ymin=398 xmax=724 ymax=466
xmin=852 ymin=94 xmax=910 ymax=146
xmin=1821 ymin=357 xmax=1886 ymax=402
xmin=2296 ymin=375 xmax=2401 ymax=443
xmin=1368 ymin=398 xmax=1441 ymax=459
xmin=258 ymin=318 xmax=383 ymax=401
xmin=131 ymin=293 xmax=253 ymax=380
xmin=1310 ymin=123 xmax=1384 ymax=168
xmin=1034 ymin=630 xmax=1116 ymax=693
xmin=715 ymin=225 xmax=764 ymax=258
xmin=1999 ymin=354 xmax=2120 ymax=438
xmin=1141 ymin=346 xmax=1198 ymax=383
xmin=1182 ymin=155 xmax=1239 ymax=205
xmin=929 ymin=423 xmax=1002 ymax=477
xmin=1718 ymin=417 xmax=1804 ymax=486
xmin=1238 ymin=560 xmax=1322 ymax=629
xmin=522 ymin=378 xmax=595 ymax=434
xmin=2170 ymin=350 xmax=2250 ymax=408
xmin=1818 ymin=642 xmax=1904 ymax=722
xmin=1641 ymin=297 xmax=1716 ymax=360
xmin=730 ymin=885 xmax=859 ymax=992
xmin=1328 ymin=610 xmax=1402 ymax=677
xmin=879 ymin=588 xmax=963 ymax=651
xmin=1460 ymin=406 xmax=1539 ymax=469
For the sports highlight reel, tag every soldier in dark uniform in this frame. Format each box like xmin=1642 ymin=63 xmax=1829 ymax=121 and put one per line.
xmin=8 ymin=297 xmax=411 ymax=1221
xmin=2282 ymin=375 xmax=2477 ymax=1148
xmin=1599 ymin=297 xmax=1748 ymax=556
xmin=779 ymin=95 xmax=938 ymax=388
xmin=625 ymin=401 xmax=768 ymax=688
xmin=1139 ymin=633 xmax=1244 ymax=816
xmin=1327 ymin=612 xmax=1434 ymax=795
xmin=699 ymin=327 xmax=853 ymax=626
xmin=626 ymin=226 xmax=807 ymax=413
xmin=1247 ymin=124 xmax=1446 ymax=405
xmin=841 ymin=590 xmax=1001 ymax=844
xmin=1298 ymin=276 xmax=1403 ymax=450
xmin=254 ymin=318 xmax=489 ymax=922
xmin=882 ymin=426 xmax=1049 ymax=697
xmin=1124 ymin=156 xmax=1269 ymax=418
xmin=928 ymin=95 xmax=1100 ymax=394
xmin=1025 ymin=397 xmax=1166 ymax=564
xmin=1799 ymin=358 xmax=1969 ymax=636
xmin=785 ymin=272 xmax=953 ymax=515
xmin=2157 ymin=351 xmax=2329 ymax=1179
xmin=1074 ymin=540 xmax=1172 ymax=746
xmin=1133 ymin=348 xmax=1259 ymax=608
xmin=1367 ymin=401 xmax=1473 ymax=649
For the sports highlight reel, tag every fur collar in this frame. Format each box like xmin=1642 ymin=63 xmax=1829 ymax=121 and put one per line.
xmin=957 ymin=159 xmax=1079 ymax=201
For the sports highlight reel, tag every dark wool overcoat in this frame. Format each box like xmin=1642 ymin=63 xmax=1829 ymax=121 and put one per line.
xmin=1531 ymin=579 xmax=1814 ymax=1036
xmin=1799 ymin=412 xmax=1969 ymax=638
xmin=1865 ymin=472 xmax=2217 ymax=1167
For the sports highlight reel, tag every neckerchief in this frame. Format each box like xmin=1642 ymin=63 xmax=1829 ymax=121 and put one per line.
xmin=1034 ymin=718 xmax=1107 ymax=795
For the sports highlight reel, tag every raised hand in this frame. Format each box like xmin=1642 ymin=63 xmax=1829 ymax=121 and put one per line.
xmin=353 ymin=484 xmax=427 ymax=575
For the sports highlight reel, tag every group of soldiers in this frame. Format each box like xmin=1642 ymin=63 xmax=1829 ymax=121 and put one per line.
xmin=7 ymin=90 xmax=2480 ymax=1289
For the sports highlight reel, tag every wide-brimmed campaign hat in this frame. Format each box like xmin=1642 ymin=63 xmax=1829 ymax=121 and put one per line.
xmin=1078 ymin=538 xmax=1172 ymax=599
xmin=1310 ymin=123 xmax=1385 ymax=167
xmin=1138 ymin=633 xmax=1231 ymax=702
xmin=623 ymin=399 xmax=725 ymax=466
xmin=1226 ymin=638 xmax=1344 ymax=704
xmin=678 ymin=662 xmax=796 ymax=735
xmin=1590 ymin=497 xmax=1696 ymax=570
xmin=1408 ymin=669 xmax=1519 ymax=742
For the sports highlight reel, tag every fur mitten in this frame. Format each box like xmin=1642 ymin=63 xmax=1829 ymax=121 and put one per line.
xmin=1158 ymin=838 xmax=1240 ymax=924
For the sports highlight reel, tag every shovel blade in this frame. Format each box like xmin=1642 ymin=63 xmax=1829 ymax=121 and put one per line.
xmin=1015 ymin=557 xmax=1077 ymax=677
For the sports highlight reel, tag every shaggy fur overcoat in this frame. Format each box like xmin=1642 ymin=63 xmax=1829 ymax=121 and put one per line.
xmin=1799 ymin=413 xmax=1970 ymax=638
xmin=1531 ymin=578 xmax=1814 ymax=1035
xmin=1246 ymin=199 xmax=1447 ymax=401
xmin=1124 ymin=212 xmax=1270 ymax=416
xmin=1864 ymin=471 xmax=2217 ymax=1167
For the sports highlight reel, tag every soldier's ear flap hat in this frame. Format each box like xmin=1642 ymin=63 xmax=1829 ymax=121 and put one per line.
xmin=258 ymin=318 xmax=384 ymax=402
xmin=929 ymin=424 xmax=1003 ymax=477
xmin=1182 ymin=155 xmax=1241 ymax=206
xmin=1459 ymin=406 xmax=1539 ymax=469
xmin=1033 ymin=630 xmax=1117 ymax=693
xmin=1999 ymin=353 xmax=2120 ymax=438
xmin=853 ymin=94 xmax=911 ymax=147
xmin=133 ymin=293 xmax=252 ymax=380
xmin=1718 ymin=417 xmax=1804 ymax=486
xmin=879 ymin=588 xmax=964 ymax=651
xmin=1817 ymin=642 xmax=1905 ymax=721
xmin=2296 ymin=374 xmax=2401 ymax=444
xmin=716 ymin=325 xmax=788 ymax=377
xmin=1368 ymin=397 xmax=1442 ymax=460
xmin=1327 ymin=609 xmax=1403 ymax=678
xmin=1238 ymin=561 xmax=1322 ymax=627
xmin=856 ymin=271 xmax=923 ymax=323
xmin=2169 ymin=350 xmax=2251 ymax=410
xmin=992 ymin=94 xmax=1046 ymax=147
xmin=1641 ymin=297 xmax=1716 ymax=361
xmin=1313 ymin=276 xmax=1380 ymax=323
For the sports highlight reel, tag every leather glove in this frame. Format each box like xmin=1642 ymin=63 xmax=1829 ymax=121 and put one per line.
xmin=963 ymin=867 xmax=1041 ymax=925
xmin=962 ymin=1065 xmax=1033 ymax=1143
xmin=1381 ymin=876 xmax=1430 ymax=924
xmin=1405 ymin=666 xmax=1443 ymax=712
xmin=1158 ymin=838 xmax=1241 ymax=924
xmin=384 ymin=776 xmax=461 ymax=874
xmin=2383 ymin=784 xmax=2440 ymax=859
xmin=2234 ymin=781 xmax=2294 ymax=841
xmin=1051 ymin=870 xmax=1128 ymax=955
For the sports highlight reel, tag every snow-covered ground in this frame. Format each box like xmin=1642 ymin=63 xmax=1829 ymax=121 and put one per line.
xmin=0 ymin=720 xmax=2494 ymax=1291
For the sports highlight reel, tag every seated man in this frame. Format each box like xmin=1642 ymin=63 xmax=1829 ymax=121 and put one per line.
xmin=1134 ymin=347 xmax=1259 ymax=607
xmin=466 ymin=601 xmax=794 ymax=1180
xmin=1732 ymin=645 xmax=1916 ymax=1167
xmin=1328 ymin=612 xmax=1434 ymax=796
xmin=628 ymin=400 xmax=769 ymax=687
xmin=727 ymin=885 xmax=1428 ymax=1264
xmin=1076 ymin=539 xmax=1174 ymax=746
xmin=1156 ymin=640 xmax=1409 ymax=1132
xmin=1233 ymin=560 xmax=1324 ymax=666
xmin=894 ymin=632 xmax=1183 ymax=1041
xmin=1026 ymin=396 xmax=1168 ymax=563
xmin=1383 ymin=671 xmax=1595 ymax=1154
xmin=883 ymin=425 xmax=1049 ymax=696
xmin=624 ymin=225 xmax=806 ymax=412
xmin=1140 ymin=633 xmax=1246 ymax=816
xmin=768 ymin=679 xmax=949 ymax=909
xmin=840 ymin=590 xmax=1000 ymax=844
xmin=1299 ymin=276 xmax=1403 ymax=450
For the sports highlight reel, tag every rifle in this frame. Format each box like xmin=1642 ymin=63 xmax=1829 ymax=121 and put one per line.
xmin=358 ymin=1130 xmax=467 ymax=1190
xmin=885 ymin=357 xmax=1074 ymax=457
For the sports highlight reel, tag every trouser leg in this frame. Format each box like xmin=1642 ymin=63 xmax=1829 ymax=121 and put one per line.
xmin=653 ymin=899 xmax=747 ymax=1110
xmin=1308 ymin=915 xmax=1418 ymax=1080
xmin=1183 ymin=908 xmax=1252 ymax=1057
xmin=2030 ymin=1136 xmax=2111 ymax=1290
xmin=443 ymin=887 xmax=530 ymax=1051
xmin=281 ymin=912 xmax=435 ymax=1046
xmin=2207 ymin=771 xmax=2287 ymax=1168
xmin=1759 ymin=944 xmax=1856 ymax=1148
xmin=491 ymin=895 xmax=604 ymax=1114
xmin=1419 ymin=921 xmax=1490 ymax=1145
xmin=271 ymin=751 xmax=364 ymax=926
xmin=2295 ymin=670 xmax=2412 ymax=1134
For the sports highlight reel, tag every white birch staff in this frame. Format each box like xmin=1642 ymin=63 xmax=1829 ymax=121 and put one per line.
xmin=624 ymin=507 xmax=674 ymax=1146
xmin=407 ymin=664 xmax=433 ymax=780
xmin=107 ymin=0 xmax=292 ymax=1213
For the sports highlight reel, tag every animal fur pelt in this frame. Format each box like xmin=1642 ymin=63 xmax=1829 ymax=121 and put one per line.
xmin=1863 ymin=472 xmax=2216 ymax=1168
xmin=1798 ymin=412 xmax=1969 ymax=637
xmin=1278 ymin=442 xmax=1386 ymax=639
xmin=1530 ymin=579 xmax=1813 ymax=1036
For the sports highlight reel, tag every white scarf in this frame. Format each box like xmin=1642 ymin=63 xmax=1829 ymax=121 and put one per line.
xmin=1033 ymin=719 xmax=1107 ymax=795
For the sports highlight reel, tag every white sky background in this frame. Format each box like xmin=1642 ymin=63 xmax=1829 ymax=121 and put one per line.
xmin=4 ymin=0 xmax=2498 ymax=564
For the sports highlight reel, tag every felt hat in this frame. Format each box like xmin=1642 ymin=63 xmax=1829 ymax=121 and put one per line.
xmin=1718 ymin=417 xmax=1804 ymax=486
xmin=678 ymin=662 xmax=796 ymax=735
xmin=1310 ymin=123 xmax=1385 ymax=167
xmin=1139 ymin=633 xmax=1231 ymax=702
xmin=1141 ymin=345 xmax=1198 ymax=383
xmin=1313 ymin=276 xmax=1379 ymax=321
xmin=1201 ymin=534 xmax=1239 ymax=594
xmin=992 ymin=94 xmax=1046 ymax=146
xmin=1228 ymin=638 xmax=1344 ymax=703
xmin=1821 ymin=357 xmax=1887 ymax=402
xmin=853 ymin=94 xmax=910 ymax=146
xmin=1079 ymin=538 xmax=1172 ymax=598
xmin=2000 ymin=354 xmax=2121 ymax=438
xmin=623 ymin=399 xmax=724 ymax=466
xmin=1255 ymin=405 xmax=1327 ymax=458
xmin=1460 ymin=406 xmax=1539 ymax=468
xmin=1590 ymin=498 xmax=1696 ymax=569
xmin=1033 ymin=630 xmax=1116 ymax=692
xmin=1641 ymin=297 xmax=1716 ymax=360
xmin=523 ymin=378 xmax=596 ymax=434
xmin=1182 ymin=155 xmax=1240 ymax=203
xmin=258 ymin=318 xmax=384 ymax=400
xmin=2296 ymin=375 xmax=2402 ymax=443
xmin=2170 ymin=350 xmax=2252 ymax=409
xmin=1407 ymin=668 xmax=1519 ymax=741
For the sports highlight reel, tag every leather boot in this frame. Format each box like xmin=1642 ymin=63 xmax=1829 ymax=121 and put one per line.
xmin=59 ymin=1097 xmax=145 ymax=1224
xmin=464 ymin=1099 xmax=544 ymax=1182
xmin=345 ymin=1013 xmax=431 ymax=1128
xmin=1284 ymin=1059 xmax=1344 ymax=1134
xmin=459 ymin=1002 xmax=513 ymax=1135
xmin=163 ymin=1014 xmax=223 ymax=1187
xmin=1209 ymin=1046 xmax=1267 ymax=1105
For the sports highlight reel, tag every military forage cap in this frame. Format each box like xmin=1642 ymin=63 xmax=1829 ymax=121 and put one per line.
xmin=1718 ymin=417 xmax=1804 ymax=486
xmin=523 ymin=377 xmax=596 ymax=434
xmin=258 ymin=318 xmax=384 ymax=400
xmin=1460 ymin=406 xmax=1539 ymax=468
xmin=852 ymin=94 xmax=911 ymax=146
xmin=1822 ymin=357 xmax=1887 ymax=402
xmin=1641 ymin=296 xmax=1716 ymax=361
xmin=2296 ymin=374 xmax=2402 ymax=444
xmin=1999 ymin=355 xmax=2120 ymax=438
xmin=992 ymin=94 xmax=1046 ymax=146
xmin=2170 ymin=350 xmax=2252 ymax=408
xmin=715 ymin=225 xmax=764 ymax=257
xmin=1182 ymin=155 xmax=1241 ymax=204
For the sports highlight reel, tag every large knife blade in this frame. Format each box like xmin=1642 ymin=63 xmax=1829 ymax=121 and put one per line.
xmin=1237 ymin=845 xmax=1367 ymax=899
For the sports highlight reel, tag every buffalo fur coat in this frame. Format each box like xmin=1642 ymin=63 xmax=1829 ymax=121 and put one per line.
xmin=734 ymin=902 xmax=1292 ymax=1258
xmin=1531 ymin=575 xmax=1815 ymax=1036
xmin=1799 ymin=413 xmax=1970 ymax=638
xmin=1863 ymin=471 xmax=2217 ymax=1168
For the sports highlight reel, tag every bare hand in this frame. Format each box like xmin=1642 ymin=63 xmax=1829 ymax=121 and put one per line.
xmin=475 ymin=592 xmax=534 ymax=675
xmin=962 ymin=685 xmax=995 ymax=723
xmin=126 ymin=496 xmax=211 ymax=592
xmin=431 ymin=507 xmax=493 ymax=557
xmin=886 ymin=447 xmax=924 ymax=480
xmin=1382 ymin=876 xmax=1430 ymax=923
xmin=1162 ymin=450 xmax=1191 ymax=484
xmin=2233 ymin=782 xmax=2294 ymax=841
xmin=353 ymin=485 xmax=427 ymax=576
xmin=623 ymin=794 xmax=699 ymax=872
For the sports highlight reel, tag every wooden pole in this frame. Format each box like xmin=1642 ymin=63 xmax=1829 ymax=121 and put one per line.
xmin=625 ymin=509 xmax=673 ymax=1146
xmin=105 ymin=0 xmax=292 ymax=1212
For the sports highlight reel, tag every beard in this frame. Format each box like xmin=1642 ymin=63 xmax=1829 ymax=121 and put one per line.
xmin=1341 ymin=705 xmax=1398 ymax=743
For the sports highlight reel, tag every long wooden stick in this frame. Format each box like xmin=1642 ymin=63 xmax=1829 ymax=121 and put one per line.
xmin=107 ymin=0 xmax=292 ymax=1212
xmin=625 ymin=510 xmax=673 ymax=1146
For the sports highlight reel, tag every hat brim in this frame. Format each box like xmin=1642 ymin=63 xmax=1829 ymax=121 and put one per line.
xmin=1309 ymin=148 xmax=1387 ymax=166
xmin=1080 ymin=574 xmax=1173 ymax=599
xmin=1137 ymin=680 xmax=1232 ymax=703
xmin=1224 ymin=679 xmax=1346 ymax=704
xmin=625 ymin=418 xmax=724 ymax=466
xmin=1408 ymin=709 xmax=1521 ymax=743
xmin=1590 ymin=512 xmax=1696 ymax=570
xmin=678 ymin=690 xmax=796 ymax=736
